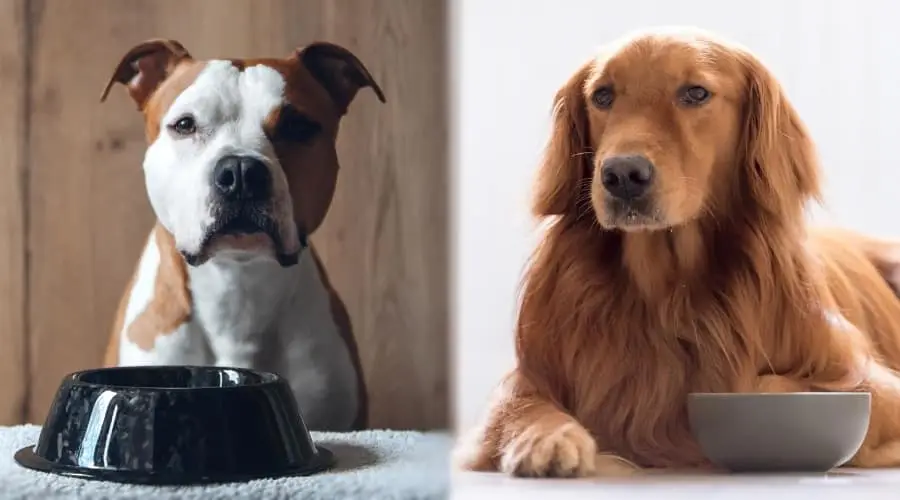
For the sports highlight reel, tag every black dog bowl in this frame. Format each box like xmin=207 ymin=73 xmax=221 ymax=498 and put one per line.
xmin=14 ymin=366 xmax=334 ymax=485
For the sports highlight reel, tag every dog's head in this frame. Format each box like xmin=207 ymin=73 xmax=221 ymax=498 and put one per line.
xmin=102 ymin=39 xmax=385 ymax=266
xmin=534 ymin=27 xmax=820 ymax=231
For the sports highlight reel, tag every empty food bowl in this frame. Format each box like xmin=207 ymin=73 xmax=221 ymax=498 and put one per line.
xmin=687 ymin=392 xmax=871 ymax=473
xmin=14 ymin=366 xmax=334 ymax=485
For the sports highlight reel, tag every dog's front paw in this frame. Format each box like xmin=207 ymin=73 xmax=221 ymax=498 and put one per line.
xmin=452 ymin=424 xmax=496 ymax=472
xmin=500 ymin=420 xmax=597 ymax=478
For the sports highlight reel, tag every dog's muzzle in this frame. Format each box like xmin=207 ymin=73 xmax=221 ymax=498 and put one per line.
xmin=179 ymin=155 xmax=305 ymax=267
xmin=596 ymin=154 xmax=665 ymax=229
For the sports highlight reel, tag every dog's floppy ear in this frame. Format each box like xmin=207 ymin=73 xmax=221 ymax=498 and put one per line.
xmin=737 ymin=49 xmax=821 ymax=218
xmin=297 ymin=42 xmax=386 ymax=114
xmin=101 ymin=39 xmax=192 ymax=110
xmin=532 ymin=61 xmax=593 ymax=217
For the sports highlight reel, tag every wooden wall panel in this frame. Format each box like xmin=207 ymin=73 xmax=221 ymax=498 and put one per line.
xmin=0 ymin=0 xmax=27 ymax=426
xmin=26 ymin=0 xmax=159 ymax=423
xmin=24 ymin=0 xmax=448 ymax=430
xmin=312 ymin=0 xmax=450 ymax=430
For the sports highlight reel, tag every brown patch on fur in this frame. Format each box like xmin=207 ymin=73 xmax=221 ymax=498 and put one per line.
xmin=101 ymin=39 xmax=192 ymax=110
xmin=247 ymin=57 xmax=345 ymax=235
xmin=124 ymin=224 xmax=192 ymax=351
xmin=309 ymin=246 xmax=369 ymax=430
xmin=246 ymin=46 xmax=383 ymax=234
xmin=457 ymin=29 xmax=900 ymax=477
xmin=142 ymin=60 xmax=207 ymax=142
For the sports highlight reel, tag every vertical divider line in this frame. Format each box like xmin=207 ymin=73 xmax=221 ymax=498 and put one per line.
xmin=19 ymin=0 xmax=37 ymax=424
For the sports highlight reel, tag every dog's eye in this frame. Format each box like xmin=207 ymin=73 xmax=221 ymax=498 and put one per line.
xmin=591 ymin=86 xmax=615 ymax=109
xmin=169 ymin=115 xmax=197 ymax=136
xmin=679 ymin=85 xmax=712 ymax=106
xmin=274 ymin=107 xmax=322 ymax=143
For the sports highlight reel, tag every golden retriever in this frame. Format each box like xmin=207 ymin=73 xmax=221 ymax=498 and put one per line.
xmin=455 ymin=27 xmax=900 ymax=477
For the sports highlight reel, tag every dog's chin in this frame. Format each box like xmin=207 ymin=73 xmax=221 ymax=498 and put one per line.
xmin=209 ymin=233 xmax=276 ymax=259
xmin=182 ymin=247 xmax=300 ymax=267
xmin=181 ymin=237 xmax=301 ymax=267
xmin=596 ymin=199 xmax=671 ymax=232
xmin=180 ymin=217 xmax=303 ymax=268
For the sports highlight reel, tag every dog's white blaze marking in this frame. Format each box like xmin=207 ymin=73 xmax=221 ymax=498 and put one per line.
xmin=143 ymin=60 xmax=299 ymax=258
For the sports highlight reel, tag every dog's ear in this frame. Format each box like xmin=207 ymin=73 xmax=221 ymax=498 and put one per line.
xmin=737 ymin=49 xmax=821 ymax=218
xmin=101 ymin=39 xmax=192 ymax=110
xmin=297 ymin=42 xmax=386 ymax=114
xmin=532 ymin=61 xmax=593 ymax=217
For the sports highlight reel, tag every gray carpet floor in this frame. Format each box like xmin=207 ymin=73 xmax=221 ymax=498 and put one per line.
xmin=0 ymin=424 xmax=450 ymax=499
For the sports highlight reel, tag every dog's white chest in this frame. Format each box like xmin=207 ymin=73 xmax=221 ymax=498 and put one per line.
xmin=116 ymin=239 xmax=360 ymax=430
xmin=187 ymin=255 xmax=300 ymax=366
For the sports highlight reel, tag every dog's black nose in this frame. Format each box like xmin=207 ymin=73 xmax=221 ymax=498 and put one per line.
xmin=600 ymin=155 xmax=655 ymax=201
xmin=213 ymin=155 xmax=272 ymax=202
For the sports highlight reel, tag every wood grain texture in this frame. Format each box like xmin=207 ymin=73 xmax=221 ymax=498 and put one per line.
xmin=312 ymin=0 xmax=451 ymax=430
xmin=0 ymin=0 xmax=27 ymax=426
xmin=26 ymin=0 xmax=156 ymax=423
xmin=25 ymin=0 xmax=449 ymax=429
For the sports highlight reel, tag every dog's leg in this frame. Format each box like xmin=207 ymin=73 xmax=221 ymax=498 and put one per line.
xmin=454 ymin=370 xmax=597 ymax=477
xmin=749 ymin=371 xmax=900 ymax=468
xmin=454 ymin=370 xmax=639 ymax=477
xmin=815 ymin=313 xmax=900 ymax=468
xmin=751 ymin=372 xmax=900 ymax=468
xmin=741 ymin=303 xmax=900 ymax=468
xmin=767 ymin=315 xmax=900 ymax=468
xmin=845 ymin=363 xmax=900 ymax=468
xmin=267 ymin=294 xmax=360 ymax=432
xmin=752 ymin=374 xmax=811 ymax=392
xmin=853 ymin=441 xmax=900 ymax=468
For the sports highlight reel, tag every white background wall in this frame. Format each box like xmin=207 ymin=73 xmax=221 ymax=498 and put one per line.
xmin=451 ymin=0 xmax=900 ymax=432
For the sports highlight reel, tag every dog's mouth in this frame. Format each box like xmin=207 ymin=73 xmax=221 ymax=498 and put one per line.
xmin=214 ymin=214 xmax=273 ymax=238
xmin=181 ymin=207 xmax=305 ymax=267
xmin=599 ymin=198 xmax=668 ymax=231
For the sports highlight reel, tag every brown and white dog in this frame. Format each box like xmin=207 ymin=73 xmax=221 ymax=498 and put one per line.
xmin=100 ymin=39 xmax=384 ymax=431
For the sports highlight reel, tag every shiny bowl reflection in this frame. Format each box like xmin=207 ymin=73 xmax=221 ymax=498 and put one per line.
xmin=14 ymin=366 xmax=333 ymax=485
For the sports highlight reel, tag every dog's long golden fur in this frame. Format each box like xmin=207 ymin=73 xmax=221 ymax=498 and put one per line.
xmin=456 ymin=28 xmax=900 ymax=476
